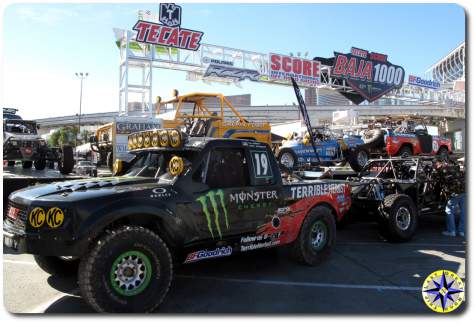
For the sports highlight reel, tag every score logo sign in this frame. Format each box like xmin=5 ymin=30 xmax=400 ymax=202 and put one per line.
xmin=331 ymin=47 xmax=405 ymax=102
xmin=269 ymin=53 xmax=321 ymax=87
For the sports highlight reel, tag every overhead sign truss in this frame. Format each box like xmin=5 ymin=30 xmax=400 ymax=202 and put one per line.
xmin=114 ymin=27 xmax=464 ymax=116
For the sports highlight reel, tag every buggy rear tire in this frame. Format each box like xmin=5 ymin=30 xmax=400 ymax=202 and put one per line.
xmin=22 ymin=161 xmax=32 ymax=169
xmin=378 ymin=194 xmax=418 ymax=242
xmin=34 ymin=255 xmax=79 ymax=277
xmin=292 ymin=205 xmax=336 ymax=266
xmin=78 ymin=226 xmax=173 ymax=313
xmin=347 ymin=146 xmax=369 ymax=172
xmin=58 ymin=145 xmax=74 ymax=175
xmin=34 ymin=159 xmax=46 ymax=170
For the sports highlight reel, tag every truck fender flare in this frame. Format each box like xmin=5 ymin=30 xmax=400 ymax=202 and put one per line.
xmin=76 ymin=204 xmax=178 ymax=246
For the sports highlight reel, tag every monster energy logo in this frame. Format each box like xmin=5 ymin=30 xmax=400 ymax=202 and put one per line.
xmin=196 ymin=190 xmax=229 ymax=239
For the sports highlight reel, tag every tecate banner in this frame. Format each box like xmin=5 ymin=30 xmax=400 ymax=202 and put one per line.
xmin=408 ymin=75 xmax=441 ymax=90
xmin=132 ymin=3 xmax=204 ymax=51
xmin=331 ymin=47 xmax=405 ymax=102
xmin=269 ymin=53 xmax=321 ymax=87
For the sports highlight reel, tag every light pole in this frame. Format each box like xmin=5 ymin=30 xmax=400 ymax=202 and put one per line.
xmin=75 ymin=72 xmax=88 ymax=147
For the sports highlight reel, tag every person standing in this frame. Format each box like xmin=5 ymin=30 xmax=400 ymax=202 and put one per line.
xmin=439 ymin=158 xmax=465 ymax=237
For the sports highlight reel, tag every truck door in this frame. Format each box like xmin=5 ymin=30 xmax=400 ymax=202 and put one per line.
xmin=192 ymin=147 xmax=279 ymax=240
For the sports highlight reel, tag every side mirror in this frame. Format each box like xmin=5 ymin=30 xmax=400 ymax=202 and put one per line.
xmin=36 ymin=124 xmax=40 ymax=129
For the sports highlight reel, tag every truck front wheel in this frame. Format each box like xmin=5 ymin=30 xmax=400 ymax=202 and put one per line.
xmin=292 ymin=205 xmax=336 ymax=266
xmin=378 ymin=194 xmax=418 ymax=242
xmin=78 ymin=226 xmax=173 ymax=313
xmin=33 ymin=255 xmax=79 ymax=277
xmin=347 ymin=146 xmax=369 ymax=172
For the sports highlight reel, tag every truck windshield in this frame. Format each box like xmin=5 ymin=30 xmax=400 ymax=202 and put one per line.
xmin=4 ymin=121 xmax=37 ymax=134
xmin=125 ymin=151 xmax=194 ymax=178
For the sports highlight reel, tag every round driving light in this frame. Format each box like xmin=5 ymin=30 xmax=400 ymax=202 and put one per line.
xmin=169 ymin=129 xmax=182 ymax=148
xmin=128 ymin=136 xmax=135 ymax=150
xmin=159 ymin=130 xmax=169 ymax=147
xmin=143 ymin=132 xmax=151 ymax=148
xmin=169 ymin=156 xmax=184 ymax=176
xmin=132 ymin=134 xmax=138 ymax=148
xmin=137 ymin=133 xmax=144 ymax=148
xmin=112 ymin=159 xmax=123 ymax=176
xmin=151 ymin=130 xmax=159 ymax=147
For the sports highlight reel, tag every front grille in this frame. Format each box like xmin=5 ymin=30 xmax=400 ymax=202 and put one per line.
xmin=5 ymin=202 xmax=28 ymax=235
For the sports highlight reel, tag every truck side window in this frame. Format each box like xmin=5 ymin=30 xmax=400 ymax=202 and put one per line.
xmin=206 ymin=148 xmax=250 ymax=189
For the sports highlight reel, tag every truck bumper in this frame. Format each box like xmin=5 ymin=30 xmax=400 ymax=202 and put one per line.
xmin=3 ymin=229 xmax=89 ymax=257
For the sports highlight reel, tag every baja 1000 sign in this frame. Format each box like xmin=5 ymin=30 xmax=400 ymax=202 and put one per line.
xmin=331 ymin=47 xmax=405 ymax=102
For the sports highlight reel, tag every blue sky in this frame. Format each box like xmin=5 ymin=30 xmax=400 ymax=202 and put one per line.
xmin=2 ymin=2 xmax=465 ymax=119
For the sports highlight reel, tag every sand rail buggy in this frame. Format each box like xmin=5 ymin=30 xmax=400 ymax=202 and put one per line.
xmin=348 ymin=156 xmax=453 ymax=242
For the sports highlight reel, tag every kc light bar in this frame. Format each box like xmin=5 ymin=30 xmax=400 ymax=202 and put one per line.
xmin=128 ymin=128 xmax=186 ymax=150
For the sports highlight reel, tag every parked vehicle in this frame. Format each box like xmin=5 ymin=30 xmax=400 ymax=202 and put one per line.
xmin=157 ymin=92 xmax=272 ymax=145
xmin=348 ymin=156 xmax=456 ymax=242
xmin=3 ymin=108 xmax=74 ymax=174
xmin=277 ymin=127 xmax=369 ymax=172
xmin=90 ymin=122 xmax=113 ymax=169
xmin=361 ymin=117 xmax=452 ymax=158
xmin=4 ymin=128 xmax=352 ymax=312
xmin=75 ymin=160 xmax=98 ymax=177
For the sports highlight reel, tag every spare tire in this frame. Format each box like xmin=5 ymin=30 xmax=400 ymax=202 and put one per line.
xmin=362 ymin=129 xmax=385 ymax=149
xmin=58 ymin=145 xmax=74 ymax=175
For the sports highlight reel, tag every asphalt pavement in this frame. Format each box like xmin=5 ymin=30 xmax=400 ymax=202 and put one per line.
xmin=3 ymin=214 xmax=465 ymax=314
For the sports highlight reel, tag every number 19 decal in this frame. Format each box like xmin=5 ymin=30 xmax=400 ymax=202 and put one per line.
xmin=251 ymin=151 xmax=273 ymax=178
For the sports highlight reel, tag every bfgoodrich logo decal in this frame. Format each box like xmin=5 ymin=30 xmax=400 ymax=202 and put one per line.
xmin=184 ymin=246 xmax=232 ymax=263
xmin=196 ymin=190 xmax=229 ymax=239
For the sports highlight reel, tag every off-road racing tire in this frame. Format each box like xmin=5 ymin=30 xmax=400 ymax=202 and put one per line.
xmin=363 ymin=129 xmax=385 ymax=149
xmin=78 ymin=226 xmax=173 ymax=313
xmin=397 ymin=145 xmax=413 ymax=158
xmin=292 ymin=205 xmax=336 ymax=266
xmin=107 ymin=151 xmax=114 ymax=171
xmin=22 ymin=161 xmax=33 ymax=169
xmin=378 ymin=194 xmax=418 ymax=242
xmin=58 ymin=145 xmax=74 ymax=175
xmin=277 ymin=148 xmax=298 ymax=169
xmin=34 ymin=159 xmax=46 ymax=170
xmin=347 ymin=146 xmax=369 ymax=172
xmin=34 ymin=255 xmax=79 ymax=277
xmin=7 ymin=161 xmax=15 ymax=167
xmin=437 ymin=146 xmax=449 ymax=159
